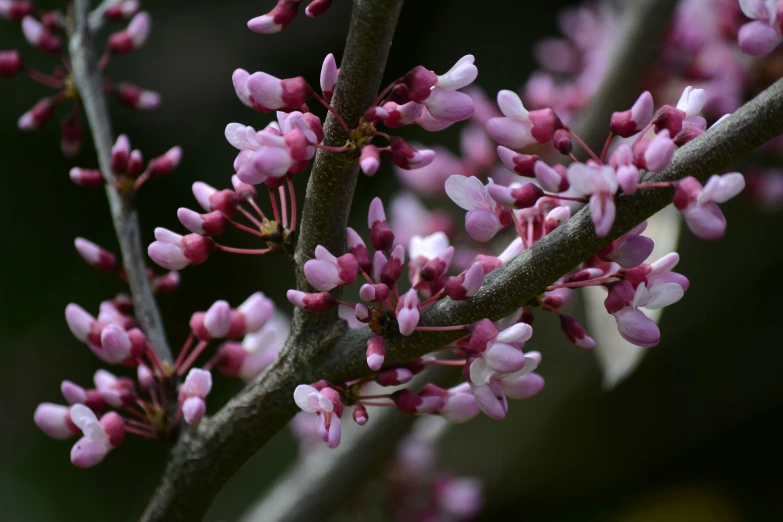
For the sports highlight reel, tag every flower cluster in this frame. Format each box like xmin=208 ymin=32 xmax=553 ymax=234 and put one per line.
xmin=288 ymin=198 xmax=546 ymax=447
xmin=247 ymin=0 xmax=335 ymax=34
xmin=35 ymin=229 xmax=288 ymax=466
xmin=0 ymin=0 xmax=160 ymax=156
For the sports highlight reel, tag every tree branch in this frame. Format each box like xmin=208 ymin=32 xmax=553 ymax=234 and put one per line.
xmin=141 ymin=74 xmax=783 ymax=521
xmin=67 ymin=0 xmax=172 ymax=362
xmin=574 ymin=0 xmax=680 ymax=151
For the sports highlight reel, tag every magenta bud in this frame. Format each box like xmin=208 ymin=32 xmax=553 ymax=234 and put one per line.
xmin=74 ymin=238 xmax=117 ymax=272
xmin=366 ymin=336 xmax=386 ymax=371
xmin=100 ymin=324 xmax=132 ymax=364
xmin=360 ymin=145 xmax=380 ymax=176
xmin=34 ymin=403 xmax=79 ymax=440
xmin=111 ymin=135 xmax=131 ymax=173
xmin=380 ymin=244 xmax=405 ymax=285
xmin=352 ymin=404 xmax=368 ymax=426
xmin=127 ymin=149 xmax=144 ymax=177
xmin=0 ymin=50 xmax=23 ymax=78
xmin=368 ymin=198 xmax=395 ymax=251
xmin=559 ymin=314 xmax=595 ymax=349
xmin=148 ymin=146 xmax=182 ymax=177
xmin=653 ymin=105 xmax=685 ymax=136
xmin=182 ymin=396 xmax=206 ymax=426
xmin=376 ymin=367 xmax=414 ymax=386
xmin=392 ymin=389 xmax=444 ymax=414
xmin=552 ymin=128 xmax=572 ymax=154
xmin=403 ymin=65 xmax=439 ymax=103
xmin=346 ymin=227 xmax=372 ymax=273
xmin=544 ymin=206 xmax=570 ymax=233
xmin=69 ymin=167 xmax=105 ymax=188
xmin=611 ymin=91 xmax=654 ymax=138
xmin=355 ymin=304 xmax=370 ymax=323
xmin=18 ymin=97 xmax=56 ymax=131
xmin=114 ymin=82 xmax=161 ymax=110
xmin=446 ymin=261 xmax=484 ymax=300
xmin=151 ymin=271 xmax=180 ymax=294
xmin=359 ymin=283 xmax=390 ymax=303
xmin=107 ymin=12 xmax=150 ymax=55
xmin=287 ymin=290 xmax=337 ymax=312
xmin=177 ymin=208 xmax=230 ymax=236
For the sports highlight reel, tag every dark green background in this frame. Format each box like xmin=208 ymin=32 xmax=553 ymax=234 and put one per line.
xmin=2 ymin=1 xmax=782 ymax=521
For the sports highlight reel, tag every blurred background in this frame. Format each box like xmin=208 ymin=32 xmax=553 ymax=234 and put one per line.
xmin=2 ymin=0 xmax=783 ymax=521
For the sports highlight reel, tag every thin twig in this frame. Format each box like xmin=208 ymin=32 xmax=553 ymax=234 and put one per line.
xmin=141 ymin=76 xmax=783 ymax=522
xmin=67 ymin=0 xmax=173 ymax=363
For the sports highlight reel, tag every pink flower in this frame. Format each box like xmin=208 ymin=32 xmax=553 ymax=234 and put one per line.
xmin=294 ymin=384 xmax=343 ymax=448
xmin=366 ymin=336 xmax=386 ymax=371
xmin=69 ymin=405 xmax=124 ymax=468
xmin=368 ymin=197 xmax=396 ymax=251
xmin=604 ymin=278 xmax=684 ymax=348
xmin=738 ymin=0 xmax=782 ymax=55
xmin=597 ymin=221 xmax=654 ymax=268
xmin=319 ymin=53 xmax=338 ymax=102
xmin=192 ymin=181 xmax=239 ymax=216
xmin=303 ymin=245 xmax=358 ymax=291
xmin=610 ymin=91 xmax=654 ymax=138
xmin=21 ymin=15 xmax=61 ymax=53
xmin=385 ymin=137 xmax=436 ymax=170
xmin=178 ymin=369 xmax=212 ymax=426
xmin=74 ymin=238 xmax=117 ymax=272
xmin=177 ymin=209 xmax=230 ymax=236
xmin=107 ymin=12 xmax=151 ymax=54
xmin=189 ymin=300 xmax=232 ymax=340
xmin=148 ymin=227 xmax=215 ymax=270
xmin=469 ymin=350 xmax=542 ymax=420
xmin=674 ymin=173 xmax=745 ymax=239
xmin=94 ymin=370 xmax=136 ymax=408
xmin=408 ymin=232 xmax=454 ymax=283
xmin=567 ymin=163 xmax=618 ymax=237
xmin=34 ymin=403 xmax=80 ymax=440
xmin=217 ymin=313 xmax=290 ymax=381
xmin=446 ymin=261 xmax=485 ymax=300
xmin=445 ymin=175 xmax=510 ymax=242
xmin=486 ymin=90 xmax=560 ymax=149
xmin=233 ymin=68 xmax=311 ymax=112
xmin=396 ymin=289 xmax=421 ymax=336
xmin=359 ymin=145 xmax=380 ymax=176
xmin=287 ymin=290 xmax=337 ymax=311
xmin=436 ymin=55 xmax=478 ymax=90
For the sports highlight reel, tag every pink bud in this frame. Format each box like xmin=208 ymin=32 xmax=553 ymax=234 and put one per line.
xmin=69 ymin=167 xmax=105 ymax=188
xmin=366 ymin=336 xmax=386 ymax=371
xmin=0 ymin=50 xmax=22 ymax=78
xmin=192 ymin=182 xmax=239 ymax=217
xmin=387 ymin=137 xmax=436 ymax=170
xmin=148 ymin=146 xmax=182 ymax=177
xmin=238 ymin=292 xmax=275 ymax=332
xmin=127 ymin=149 xmax=144 ymax=177
xmin=65 ymin=303 xmax=96 ymax=343
xmin=360 ymin=145 xmax=381 ymax=176
xmin=497 ymin=147 xmax=539 ymax=177
xmin=738 ymin=20 xmax=783 ymax=55
xmin=644 ymin=130 xmax=676 ymax=172
xmin=104 ymin=0 xmax=140 ymax=21
xmin=182 ymin=396 xmax=206 ymax=426
xmin=544 ymin=206 xmax=570 ymax=233
xmin=286 ymin=290 xmax=337 ymax=312
xmin=22 ymin=16 xmax=61 ymax=53
xmin=380 ymin=244 xmax=405 ymax=285
xmin=396 ymin=289 xmax=420 ymax=336
xmin=534 ymin=160 xmax=568 ymax=193
xmin=177 ymin=208 xmax=230 ymax=236
xmin=151 ymin=271 xmax=180 ymax=294
xmin=359 ymin=283 xmax=390 ymax=303
xmin=61 ymin=381 xmax=88 ymax=405
xmin=403 ymin=66 xmax=439 ymax=103
xmin=346 ymin=227 xmax=372 ymax=273
xmin=74 ymin=238 xmax=117 ymax=272
xmin=611 ymin=91 xmax=654 ymax=137
xmin=110 ymin=134 xmax=130 ymax=173
xmin=0 ymin=1 xmax=33 ymax=21
xmin=231 ymin=175 xmax=257 ymax=202
xmin=114 ymin=82 xmax=161 ymax=110
xmin=653 ymin=105 xmax=685 ymax=136
xmin=352 ymin=404 xmax=368 ymax=425
xmin=305 ymin=0 xmax=333 ymax=17
xmin=552 ymin=128 xmax=572 ymax=154
xmin=100 ymin=324 xmax=132 ymax=364
xmin=559 ymin=314 xmax=595 ymax=349
xmin=108 ymin=12 xmax=151 ymax=54
xmin=34 ymin=403 xmax=79 ymax=439
xmin=392 ymin=389 xmax=444 ymax=414
xmin=60 ymin=117 xmax=83 ymax=158
xmin=355 ymin=303 xmax=370 ymax=323
xmin=487 ymin=182 xmax=543 ymax=209
xmin=368 ymin=197 xmax=395 ymax=251
xmin=376 ymin=367 xmax=414 ymax=386
xmin=446 ymin=261 xmax=484 ymax=300
xmin=320 ymin=53 xmax=338 ymax=102
xmin=18 ymin=97 xmax=56 ymax=131
xmin=247 ymin=0 xmax=300 ymax=34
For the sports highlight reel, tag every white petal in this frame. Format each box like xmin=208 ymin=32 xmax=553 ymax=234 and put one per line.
xmin=445 ymin=175 xmax=493 ymax=211
xmin=496 ymin=90 xmax=528 ymax=121
xmin=293 ymin=385 xmax=319 ymax=413
xmin=496 ymin=322 xmax=533 ymax=343
xmin=468 ymin=358 xmax=495 ymax=386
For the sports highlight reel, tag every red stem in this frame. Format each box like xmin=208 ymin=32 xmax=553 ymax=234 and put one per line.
xmin=173 ymin=333 xmax=195 ymax=373
xmin=268 ymin=187 xmax=281 ymax=223
xmin=239 ymin=206 xmax=264 ymax=229
xmin=314 ymin=93 xmax=350 ymax=133
xmin=24 ymin=67 xmax=63 ymax=89
xmin=230 ymin=220 xmax=267 ymax=238
xmin=601 ymin=131 xmax=614 ymax=163
xmin=215 ymin=244 xmax=271 ymax=255
xmin=287 ymin=177 xmax=297 ymax=231
xmin=279 ymin=185 xmax=289 ymax=229
xmin=565 ymin=126 xmax=602 ymax=163
xmin=177 ymin=340 xmax=210 ymax=376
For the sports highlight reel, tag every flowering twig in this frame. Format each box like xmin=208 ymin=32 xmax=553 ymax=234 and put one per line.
xmin=574 ymin=0 xmax=680 ymax=151
xmin=67 ymin=0 xmax=172 ymax=363
xmin=142 ymin=75 xmax=783 ymax=521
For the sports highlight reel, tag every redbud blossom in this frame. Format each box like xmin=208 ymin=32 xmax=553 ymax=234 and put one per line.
xmin=446 ymin=261 xmax=485 ymax=300
xmin=386 ymin=137 xmax=436 ymax=170
xmin=148 ymin=227 xmax=215 ymax=270
xmin=567 ymin=163 xmax=618 ymax=237
xmin=234 ymin=68 xmax=312 ymax=112
xmin=303 ymin=245 xmax=358 ymax=291
xmin=287 ymin=290 xmax=337 ymax=311
xmin=21 ymin=16 xmax=61 ymax=53
xmin=366 ymin=336 xmax=386 ymax=371
xmin=0 ymin=50 xmax=22 ymax=78
xmin=69 ymin=405 xmax=124 ymax=468
xmin=148 ymin=146 xmax=182 ymax=177
xmin=445 ymin=175 xmax=509 ymax=242
xmin=113 ymin=82 xmax=161 ymax=110
xmin=674 ymin=173 xmax=745 ymax=239
xmin=177 ymin=209 xmax=230 ymax=237
xmin=368 ymin=198 xmax=395 ymax=251
xmin=610 ymin=91 xmax=654 ymax=137
xmin=190 ymin=300 xmax=232 ymax=340
xmin=346 ymin=227 xmax=372 ymax=273
xmin=497 ymin=147 xmax=540 ymax=177
xmin=104 ymin=0 xmax=141 ymax=21
xmin=179 ymin=369 xmax=212 ymax=426
xmin=559 ymin=315 xmax=596 ymax=349
xmin=320 ymin=53 xmax=338 ymax=102
xmin=69 ymin=168 xmax=104 ymax=187
xmin=396 ymin=289 xmax=421 ymax=336
xmin=18 ymin=97 xmax=56 ymax=131
xmin=192 ymin=181 xmax=238 ymax=217
xmin=294 ymin=384 xmax=342 ymax=448
xmin=107 ymin=12 xmax=151 ymax=54
xmin=487 ymin=90 xmax=560 ymax=149
xmin=0 ymin=1 xmax=33 ymax=20
xmin=34 ymin=403 xmax=80 ymax=440
xmin=360 ymin=145 xmax=381 ymax=176
xmin=74 ymin=238 xmax=117 ymax=272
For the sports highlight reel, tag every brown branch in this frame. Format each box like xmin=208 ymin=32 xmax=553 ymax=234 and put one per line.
xmin=66 ymin=0 xmax=172 ymax=362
